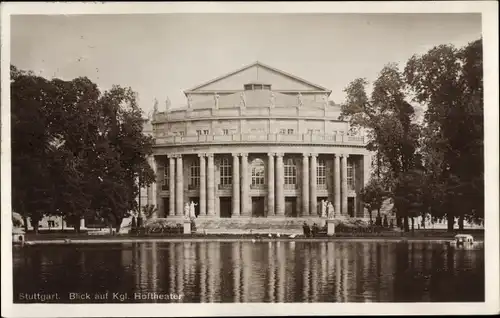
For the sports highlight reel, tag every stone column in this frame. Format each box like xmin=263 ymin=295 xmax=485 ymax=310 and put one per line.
xmin=310 ymin=153 xmax=318 ymax=216
xmin=275 ymin=153 xmax=285 ymax=216
xmin=232 ymin=154 xmax=240 ymax=217
xmin=302 ymin=153 xmax=310 ymax=216
xmin=169 ymin=155 xmax=176 ymax=216
xmin=334 ymin=154 xmax=341 ymax=216
xmin=199 ymin=154 xmax=206 ymax=217
xmin=267 ymin=153 xmax=275 ymax=217
xmin=341 ymin=154 xmax=349 ymax=215
xmin=80 ymin=218 xmax=86 ymax=229
xmin=207 ymin=154 xmax=215 ymax=217
xmin=240 ymin=153 xmax=249 ymax=216
xmin=176 ymin=155 xmax=184 ymax=217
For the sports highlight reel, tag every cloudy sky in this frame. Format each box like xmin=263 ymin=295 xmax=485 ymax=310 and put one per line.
xmin=11 ymin=13 xmax=481 ymax=115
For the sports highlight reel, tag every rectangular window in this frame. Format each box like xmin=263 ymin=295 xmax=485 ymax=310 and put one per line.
xmin=284 ymin=159 xmax=297 ymax=187
xmin=189 ymin=163 xmax=200 ymax=189
xmin=347 ymin=161 xmax=355 ymax=190
xmin=317 ymin=159 xmax=326 ymax=187
xmin=220 ymin=158 xmax=232 ymax=186
xmin=222 ymin=129 xmax=229 ymax=135
xmin=162 ymin=164 xmax=169 ymax=190
xmin=279 ymin=129 xmax=286 ymax=135
xmin=203 ymin=129 xmax=209 ymax=135
xmin=196 ymin=130 xmax=202 ymax=135
xmin=287 ymin=129 xmax=294 ymax=135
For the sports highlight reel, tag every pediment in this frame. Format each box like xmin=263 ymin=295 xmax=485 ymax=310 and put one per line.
xmin=191 ymin=90 xmax=329 ymax=110
xmin=186 ymin=62 xmax=331 ymax=93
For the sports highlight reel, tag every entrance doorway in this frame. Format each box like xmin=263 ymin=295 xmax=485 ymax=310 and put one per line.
xmin=219 ymin=197 xmax=232 ymax=218
xmin=252 ymin=197 xmax=265 ymax=217
xmin=163 ymin=198 xmax=169 ymax=217
xmin=188 ymin=197 xmax=200 ymax=217
xmin=348 ymin=197 xmax=355 ymax=217
xmin=285 ymin=197 xmax=297 ymax=217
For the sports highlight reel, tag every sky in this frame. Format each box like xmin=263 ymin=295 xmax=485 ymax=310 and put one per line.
xmin=11 ymin=13 xmax=482 ymax=116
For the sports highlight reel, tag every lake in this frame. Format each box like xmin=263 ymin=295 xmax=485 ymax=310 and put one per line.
xmin=12 ymin=240 xmax=484 ymax=303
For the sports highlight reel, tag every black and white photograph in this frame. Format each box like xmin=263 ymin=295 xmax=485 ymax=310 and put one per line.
xmin=1 ymin=2 xmax=498 ymax=317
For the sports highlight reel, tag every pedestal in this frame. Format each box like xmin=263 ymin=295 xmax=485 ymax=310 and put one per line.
xmin=327 ymin=220 xmax=336 ymax=236
xmin=183 ymin=220 xmax=192 ymax=235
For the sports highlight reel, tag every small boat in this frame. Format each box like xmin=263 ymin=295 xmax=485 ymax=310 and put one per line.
xmin=451 ymin=234 xmax=474 ymax=247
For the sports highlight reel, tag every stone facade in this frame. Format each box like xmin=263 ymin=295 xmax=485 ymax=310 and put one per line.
xmin=152 ymin=62 xmax=372 ymax=219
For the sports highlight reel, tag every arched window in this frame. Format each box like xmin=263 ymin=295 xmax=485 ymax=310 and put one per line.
xmin=284 ymin=158 xmax=297 ymax=188
xmin=317 ymin=159 xmax=326 ymax=188
xmin=251 ymin=159 xmax=266 ymax=188
xmin=220 ymin=157 xmax=232 ymax=186
xmin=189 ymin=161 xmax=200 ymax=189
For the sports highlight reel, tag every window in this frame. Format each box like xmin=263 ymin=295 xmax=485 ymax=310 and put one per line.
xmin=203 ymin=129 xmax=209 ymax=135
xmin=317 ymin=159 xmax=326 ymax=188
xmin=220 ymin=157 xmax=232 ymax=186
xmin=347 ymin=160 xmax=355 ymax=190
xmin=284 ymin=158 xmax=297 ymax=187
xmin=162 ymin=164 xmax=169 ymax=190
xmin=196 ymin=130 xmax=202 ymax=135
xmin=251 ymin=159 xmax=265 ymax=188
xmin=222 ymin=129 xmax=229 ymax=135
xmin=287 ymin=129 xmax=294 ymax=135
xmin=48 ymin=220 xmax=55 ymax=228
xmin=279 ymin=129 xmax=286 ymax=135
xmin=189 ymin=161 xmax=200 ymax=189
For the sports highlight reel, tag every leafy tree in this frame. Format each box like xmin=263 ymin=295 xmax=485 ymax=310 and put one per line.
xmin=359 ymin=177 xmax=389 ymax=223
xmin=405 ymin=38 xmax=483 ymax=230
xmin=142 ymin=204 xmax=158 ymax=220
xmin=341 ymin=63 xmax=421 ymax=232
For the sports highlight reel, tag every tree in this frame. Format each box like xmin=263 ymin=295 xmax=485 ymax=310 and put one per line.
xmin=359 ymin=177 xmax=389 ymax=224
xmin=11 ymin=66 xmax=156 ymax=233
xmin=405 ymin=38 xmax=483 ymax=230
xmin=341 ymin=63 xmax=421 ymax=232
xmin=142 ymin=204 xmax=158 ymax=220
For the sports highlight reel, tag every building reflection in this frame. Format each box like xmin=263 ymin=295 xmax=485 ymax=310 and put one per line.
xmin=105 ymin=240 xmax=484 ymax=303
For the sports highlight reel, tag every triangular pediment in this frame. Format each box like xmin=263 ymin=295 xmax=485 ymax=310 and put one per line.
xmin=186 ymin=62 xmax=330 ymax=93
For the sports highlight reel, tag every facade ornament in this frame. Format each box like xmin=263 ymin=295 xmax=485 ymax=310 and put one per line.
xmin=153 ymin=98 xmax=159 ymax=115
xmin=165 ymin=97 xmax=171 ymax=112
xmin=269 ymin=92 xmax=275 ymax=108
xmin=297 ymin=92 xmax=303 ymax=107
xmin=323 ymin=94 xmax=328 ymax=109
xmin=240 ymin=92 xmax=246 ymax=108
xmin=214 ymin=93 xmax=220 ymax=109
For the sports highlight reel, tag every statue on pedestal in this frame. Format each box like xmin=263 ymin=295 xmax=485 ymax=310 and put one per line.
xmin=321 ymin=200 xmax=327 ymax=218
xmin=189 ymin=201 xmax=198 ymax=219
xmin=269 ymin=92 xmax=275 ymax=108
xmin=240 ymin=92 xmax=246 ymax=108
xmin=165 ymin=97 xmax=171 ymax=112
xmin=297 ymin=93 xmax=303 ymax=107
xmin=214 ymin=93 xmax=220 ymax=109
xmin=327 ymin=202 xmax=335 ymax=219
xmin=184 ymin=203 xmax=190 ymax=219
xmin=153 ymin=98 xmax=159 ymax=115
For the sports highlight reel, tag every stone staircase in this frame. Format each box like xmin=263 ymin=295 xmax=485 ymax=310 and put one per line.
xmin=194 ymin=217 xmax=326 ymax=235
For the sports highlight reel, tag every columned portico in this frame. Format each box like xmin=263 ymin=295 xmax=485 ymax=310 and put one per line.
xmin=334 ymin=154 xmax=341 ymax=216
xmin=341 ymin=154 xmax=349 ymax=215
xmin=302 ymin=154 xmax=309 ymax=216
xmin=169 ymin=155 xmax=176 ymax=216
xmin=232 ymin=154 xmax=240 ymax=217
xmin=267 ymin=153 xmax=275 ymax=217
xmin=275 ymin=153 xmax=285 ymax=216
xmin=310 ymin=153 xmax=318 ymax=216
xmin=175 ymin=155 xmax=184 ymax=217
xmin=199 ymin=154 xmax=206 ymax=217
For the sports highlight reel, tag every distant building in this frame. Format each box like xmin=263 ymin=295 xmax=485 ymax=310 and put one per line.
xmin=151 ymin=62 xmax=372 ymax=219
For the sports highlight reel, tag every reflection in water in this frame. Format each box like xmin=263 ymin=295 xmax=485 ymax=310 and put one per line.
xmin=13 ymin=241 xmax=484 ymax=303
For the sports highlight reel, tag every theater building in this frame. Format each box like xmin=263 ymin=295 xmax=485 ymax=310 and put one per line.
xmin=151 ymin=62 xmax=371 ymax=220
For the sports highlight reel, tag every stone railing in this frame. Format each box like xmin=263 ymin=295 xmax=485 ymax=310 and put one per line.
xmin=155 ymin=133 xmax=366 ymax=146
xmin=153 ymin=107 xmax=341 ymax=122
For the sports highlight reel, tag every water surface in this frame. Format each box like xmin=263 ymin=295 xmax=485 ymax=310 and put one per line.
xmin=13 ymin=241 xmax=484 ymax=303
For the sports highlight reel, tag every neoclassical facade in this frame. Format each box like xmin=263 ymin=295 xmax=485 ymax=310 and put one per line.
xmin=152 ymin=62 xmax=371 ymax=219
